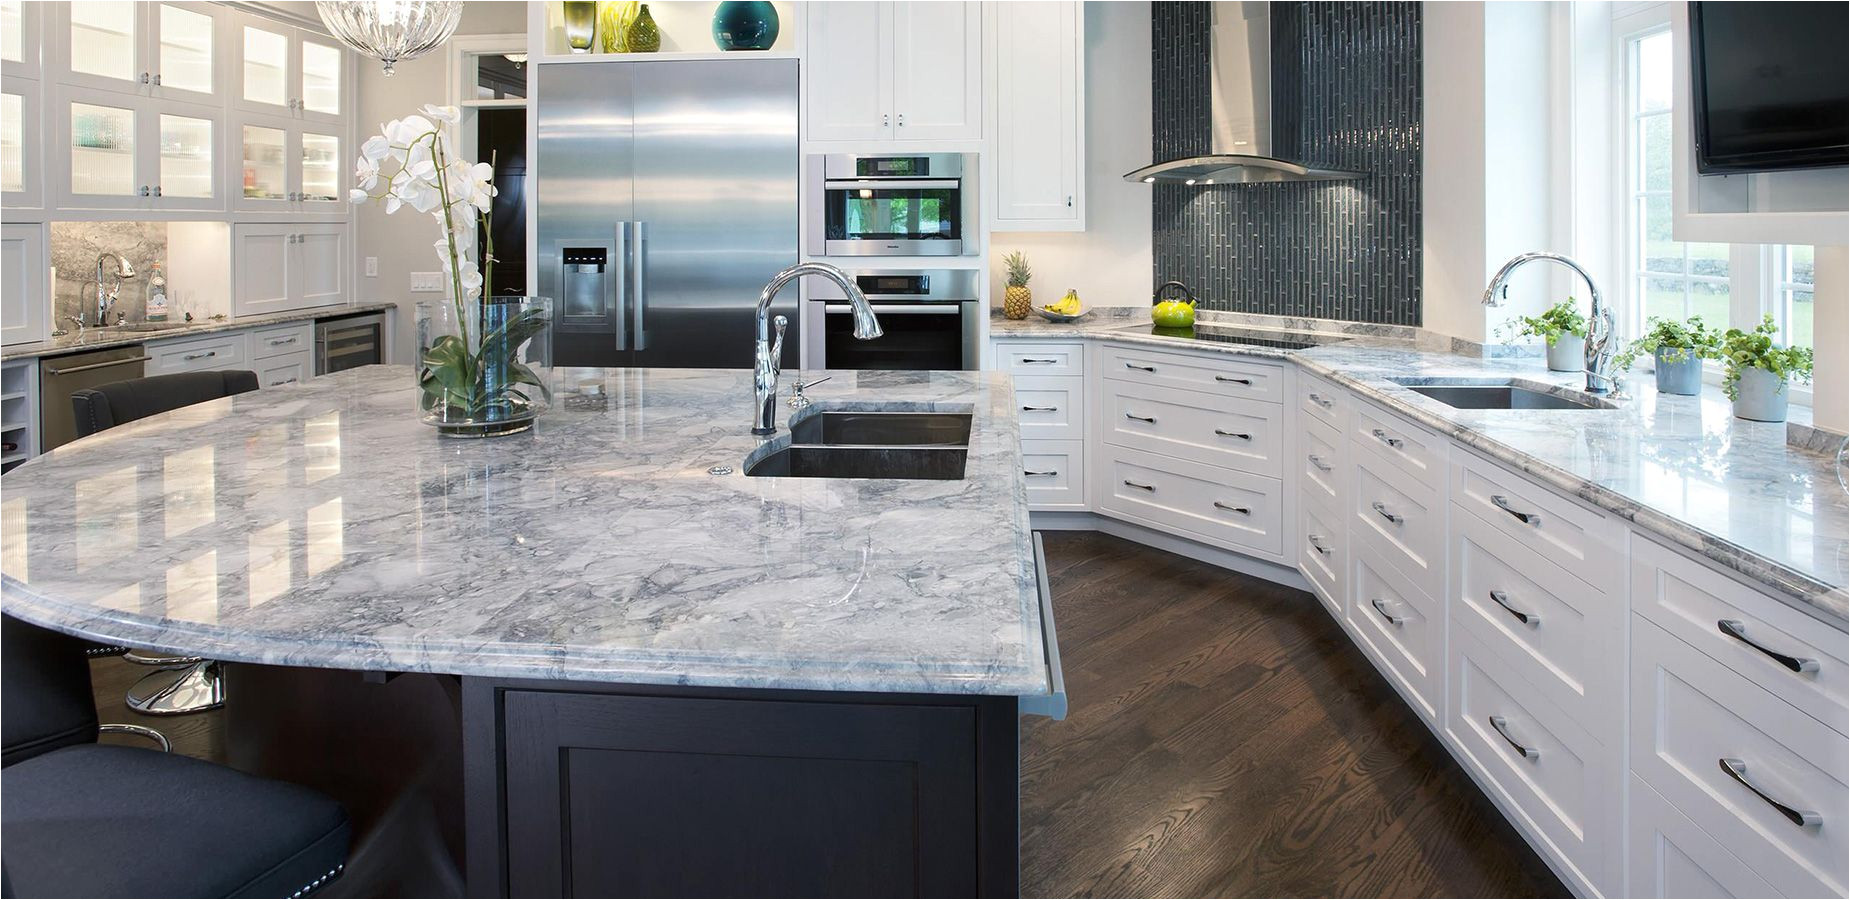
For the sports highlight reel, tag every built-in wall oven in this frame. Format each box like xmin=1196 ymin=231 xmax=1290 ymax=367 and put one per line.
xmin=807 ymin=154 xmax=977 ymax=257
xmin=805 ymin=269 xmax=981 ymax=371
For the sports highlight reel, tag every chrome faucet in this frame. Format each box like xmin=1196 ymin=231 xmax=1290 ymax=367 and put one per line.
xmin=90 ymin=252 xmax=136 ymax=328
xmin=1483 ymin=252 xmax=1619 ymax=394
xmin=752 ymin=262 xmax=882 ymax=435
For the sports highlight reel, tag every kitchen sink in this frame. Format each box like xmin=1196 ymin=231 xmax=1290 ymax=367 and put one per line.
xmin=1391 ymin=379 xmax=1617 ymax=411
xmin=744 ymin=406 xmax=974 ymax=480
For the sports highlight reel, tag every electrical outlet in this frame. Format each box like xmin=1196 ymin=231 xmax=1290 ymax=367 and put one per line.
xmin=364 ymin=256 xmax=378 ymax=277
xmin=410 ymin=271 xmax=443 ymax=292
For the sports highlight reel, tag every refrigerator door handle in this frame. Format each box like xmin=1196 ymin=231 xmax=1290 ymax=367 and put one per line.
xmin=612 ymin=224 xmax=629 ymax=352
xmin=630 ymin=221 xmax=649 ymax=351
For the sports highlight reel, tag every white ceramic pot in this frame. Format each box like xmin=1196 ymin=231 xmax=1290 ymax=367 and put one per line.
xmin=1546 ymin=333 xmax=1585 ymax=373
xmin=1731 ymin=366 xmax=1790 ymax=422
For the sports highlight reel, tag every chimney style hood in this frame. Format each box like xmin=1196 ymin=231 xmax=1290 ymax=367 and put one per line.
xmin=1126 ymin=1 xmax=1363 ymax=185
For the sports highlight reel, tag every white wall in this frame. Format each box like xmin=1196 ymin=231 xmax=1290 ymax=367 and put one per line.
xmin=1420 ymin=1 xmax=1488 ymax=342
xmin=1813 ymin=246 xmax=1847 ymax=433
xmin=989 ymin=1 xmax=1153 ymax=309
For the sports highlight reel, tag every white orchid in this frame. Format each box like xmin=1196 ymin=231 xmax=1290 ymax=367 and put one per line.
xmin=349 ymin=104 xmax=503 ymax=307
xmin=354 ymin=154 xmax=380 ymax=190
xmin=420 ymin=104 xmax=461 ymax=126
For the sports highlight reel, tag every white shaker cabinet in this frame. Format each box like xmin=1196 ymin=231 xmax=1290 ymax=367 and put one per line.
xmin=804 ymin=2 xmax=892 ymax=142
xmin=805 ymin=1 xmax=980 ymax=144
xmin=985 ymin=0 xmax=1084 ymax=231
xmin=0 ymin=223 xmax=47 ymax=346
xmin=50 ymin=1 xmax=224 ymax=104
xmin=233 ymin=223 xmax=346 ymax=317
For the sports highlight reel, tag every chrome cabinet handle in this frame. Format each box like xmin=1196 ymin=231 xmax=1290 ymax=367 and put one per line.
xmin=1489 ymin=494 xmax=1542 ymax=526
xmin=1371 ymin=501 xmax=1403 ymax=525
xmin=1488 ymin=590 xmax=1539 ymax=626
xmin=141 ymin=72 xmax=151 ymax=84
xmin=1371 ymin=428 xmax=1404 ymax=449
xmin=897 ymin=112 xmax=905 ymax=126
xmin=1369 ymin=597 xmax=1405 ymax=626
xmin=1719 ymin=758 xmax=1822 ymax=827
xmin=1123 ymin=480 xmax=1155 ymax=492
xmin=1124 ymin=362 xmax=1156 ymax=372
xmin=1307 ymin=534 xmax=1331 ymax=556
xmin=1308 ymin=392 xmax=1333 ymax=408
xmin=152 ymin=73 xmax=161 ymax=86
xmin=1214 ymin=429 xmax=1251 ymax=440
xmin=1018 ymin=357 xmax=1057 ymax=364
xmin=269 ymin=337 xmax=297 ymax=346
xmin=1488 ymin=716 xmax=1540 ymax=760
xmin=1021 ymin=405 xmax=1058 ymax=412
xmin=43 ymin=355 xmax=150 ymax=375
xmin=1212 ymin=501 xmax=1249 ymax=515
xmin=182 ymin=351 xmax=217 ymax=361
xmin=1066 ymin=195 xmax=1073 ymax=207
xmin=1125 ymin=412 xmax=1155 ymax=423
xmin=139 ymin=185 xmax=151 ymax=197
xmin=882 ymin=113 xmax=889 ymax=126
xmin=1024 ymin=470 xmax=1058 ymax=477
xmin=152 ymin=185 xmax=162 ymax=197
xmin=1307 ymin=454 xmax=1332 ymax=471
xmin=1215 ymin=375 xmax=1253 ymax=385
xmin=1718 ymin=620 xmax=1819 ymax=674
xmin=271 ymin=377 xmax=297 ymax=386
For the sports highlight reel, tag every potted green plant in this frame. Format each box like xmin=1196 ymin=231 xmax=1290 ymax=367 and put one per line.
xmin=1616 ymin=316 xmax=1720 ymax=396
xmin=1500 ymin=299 xmax=1589 ymax=372
xmin=1718 ymin=315 xmax=1812 ymax=422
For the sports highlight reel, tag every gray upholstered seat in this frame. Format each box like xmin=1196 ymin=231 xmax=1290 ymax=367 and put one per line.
xmin=70 ymin=370 xmax=260 ymax=439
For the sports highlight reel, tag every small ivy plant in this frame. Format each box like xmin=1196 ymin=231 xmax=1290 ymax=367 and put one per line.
xmin=1611 ymin=315 xmax=1722 ymax=372
xmin=1497 ymin=299 xmax=1588 ymax=347
xmin=1718 ymin=315 xmax=1813 ymax=401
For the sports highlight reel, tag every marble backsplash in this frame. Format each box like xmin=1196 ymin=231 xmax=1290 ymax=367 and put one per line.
xmin=48 ymin=221 xmax=230 ymax=328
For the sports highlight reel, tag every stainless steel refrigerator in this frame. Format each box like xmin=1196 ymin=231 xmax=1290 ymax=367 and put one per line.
xmin=536 ymin=59 xmax=799 ymax=368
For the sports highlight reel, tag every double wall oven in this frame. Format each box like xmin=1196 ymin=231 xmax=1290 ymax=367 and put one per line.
xmin=804 ymin=269 xmax=980 ymax=371
xmin=808 ymin=154 xmax=977 ymax=257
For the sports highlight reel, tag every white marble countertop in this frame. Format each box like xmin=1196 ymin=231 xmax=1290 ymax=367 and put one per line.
xmin=995 ymin=310 xmax=1849 ymax=626
xmin=0 ymin=303 xmax=398 ymax=362
xmin=0 ymin=366 xmax=1049 ymax=695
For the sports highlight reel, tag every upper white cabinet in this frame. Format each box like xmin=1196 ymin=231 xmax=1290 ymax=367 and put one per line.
xmin=0 ymin=223 xmax=48 ymax=346
xmin=232 ymin=12 xmax=344 ymax=126
xmin=234 ymin=114 xmax=346 ymax=215
xmin=986 ymin=1 xmax=1084 ymax=231
xmin=53 ymin=85 xmax=222 ymax=211
xmin=806 ymin=1 xmax=980 ymax=143
xmin=2 ymin=0 xmax=43 ymax=79
xmin=53 ymin=1 xmax=224 ymax=105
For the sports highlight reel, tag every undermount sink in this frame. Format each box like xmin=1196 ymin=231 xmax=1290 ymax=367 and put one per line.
xmin=1391 ymin=378 xmax=1618 ymax=411
xmin=744 ymin=408 xmax=974 ymax=480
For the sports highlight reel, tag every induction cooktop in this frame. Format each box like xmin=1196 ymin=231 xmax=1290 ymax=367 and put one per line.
xmin=1117 ymin=324 xmax=1349 ymax=351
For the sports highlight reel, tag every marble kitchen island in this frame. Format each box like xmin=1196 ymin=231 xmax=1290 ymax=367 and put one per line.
xmin=0 ymin=365 xmax=1059 ymax=897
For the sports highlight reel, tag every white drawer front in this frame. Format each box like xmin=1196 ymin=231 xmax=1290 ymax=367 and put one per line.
xmin=1101 ymin=379 xmax=1282 ymax=478
xmin=1098 ymin=446 xmax=1284 ymax=558
xmin=1633 ymin=535 xmax=1848 ymax=736
xmin=256 ymin=352 xmax=312 ymax=389
xmin=1453 ymin=453 xmax=1621 ymax=586
xmin=1632 ymin=618 xmax=1847 ymax=899
xmin=1449 ymin=626 xmax=1615 ymax=892
xmin=1352 ymin=456 xmax=1443 ymax=600
xmin=148 ymin=334 xmax=248 ymax=374
xmin=249 ymin=321 xmax=313 ymax=361
xmin=1302 ymin=414 xmax=1344 ymax=514
xmin=1348 ymin=541 xmax=1440 ymax=720
xmin=1100 ymin=342 xmax=1284 ymax=404
xmin=1300 ymin=501 xmax=1344 ymax=620
xmin=1453 ymin=505 xmax=1622 ymax=731
xmin=996 ymin=341 xmax=1085 ymax=377
xmin=1352 ymin=401 xmax=1442 ymax=485
xmin=1629 ymin=773 xmax=1778 ymax=899
xmin=1013 ymin=375 xmax=1084 ymax=441
xmin=1300 ymin=372 xmax=1348 ymax=433
xmin=1021 ymin=439 xmax=1085 ymax=510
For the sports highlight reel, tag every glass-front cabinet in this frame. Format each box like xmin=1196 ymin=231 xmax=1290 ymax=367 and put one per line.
xmin=234 ymin=114 xmax=344 ymax=215
xmin=56 ymin=87 xmax=221 ymax=211
xmin=3 ymin=0 xmax=43 ymax=79
xmin=233 ymin=13 xmax=344 ymax=126
xmin=1 ymin=0 xmax=42 ymax=211
xmin=54 ymin=1 xmax=223 ymax=104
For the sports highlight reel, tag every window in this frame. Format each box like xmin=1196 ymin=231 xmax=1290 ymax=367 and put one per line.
xmin=1773 ymin=244 xmax=1814 ymax=350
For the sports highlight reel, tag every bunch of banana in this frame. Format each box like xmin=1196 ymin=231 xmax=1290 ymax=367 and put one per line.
xmin=1041 ymin=289 xmax=1082 ymax=316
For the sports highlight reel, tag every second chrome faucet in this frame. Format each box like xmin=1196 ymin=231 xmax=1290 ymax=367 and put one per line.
xmin=1483 ymin=252 xmax=1620 ymax=394
xmin=752 ymin=262 xmax=882 ymax=435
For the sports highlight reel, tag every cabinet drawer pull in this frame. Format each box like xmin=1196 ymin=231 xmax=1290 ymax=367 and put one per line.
xmin=1308 ymin=392 xmax=1333 ymax=408
xmin=1018 ymin=357 xmax=1058 ymax=364
xmin=1124 ymin=362 xmax=1156 ymax=372
xmin=1719 ymin=758 xmax=1822 ymax=827
xmin=1125 ymin=412 xmax=1155 ymax=423
xmin=1370 ymin=501 xmax=1403 ymax=525
xmin=1307 ymin=454 xmax=1332 ymax=472
xmin=1307 ymin=534 xmax=1331 ymax=556
xmin=1212 ymin=501 xmax=1250 ymax=514
xmin=1215 ymin=375 xmax=1253 ymax=385
xmin=1489 ymin=494 xmax=1543 ymax=526
xmin=270 ymin=377 xmax=297 ymax=386
xmin=1488 ymin=716 xmax=1540 ymax=760
xmin=268 ymin=337 xmax=298 ymax=346
xmin=1488 ymin=590 xmax=1539 ymax=626
xmin=1021 ymin=405 xmax=1058 ymax=412
xmin=1717 ymin=620 xmax=1819 ymax=674
xmin=1369 ymin=597 xmax=1405 ymax=626
xmin=1214 ymin=429 xmax=1251 ymax=440
xmin=1370 ymin=428 xmax=1404 ymax=449
xmin=1024 ymin=470 xmax=1058 ymax=477
xmin=1122 ymin=479 xmax=1155 ymax=492
xmin=181 ymin=351 xmax=217 ymax=362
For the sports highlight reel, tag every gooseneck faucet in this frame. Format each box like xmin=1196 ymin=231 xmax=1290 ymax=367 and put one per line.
xmin=752 ymin=262 xmax=882 ymax=435
xmin=1482 ymin=252 xmax=1619 ymax=394
xmin=92 ymin=252 xmax=136 ymax=327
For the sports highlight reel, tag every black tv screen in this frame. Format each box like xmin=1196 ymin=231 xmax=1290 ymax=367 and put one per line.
xmin=1690 ymin=1 xmax=1848 ymax=174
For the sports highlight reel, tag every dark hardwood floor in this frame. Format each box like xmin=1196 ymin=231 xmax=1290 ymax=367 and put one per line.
xmin=1022 ymin=531 xmax=1565 ymax=898
xmin=88 ymin=531 xmax=1564 ymax=898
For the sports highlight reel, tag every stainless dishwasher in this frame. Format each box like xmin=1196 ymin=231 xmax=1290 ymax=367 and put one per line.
xmin=39 ymin=345 xmax=148 ymax=450
xmin=315 ymin=313 xmax=386 ymax=375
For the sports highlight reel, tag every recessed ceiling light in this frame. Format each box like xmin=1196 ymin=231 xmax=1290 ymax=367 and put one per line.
xmin=1143 ymin=177 xmax=1155 ymax=184
xmin=1184 ymin=179 xmax=1196 ymax=185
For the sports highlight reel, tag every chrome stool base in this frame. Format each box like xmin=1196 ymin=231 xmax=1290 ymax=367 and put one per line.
xmin=125 ymin=659 xmax=224 ymax=715
xmin=98 ymin=723 xmax=173 ymax=752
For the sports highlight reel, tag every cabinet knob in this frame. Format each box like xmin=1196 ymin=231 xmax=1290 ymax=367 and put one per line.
xmin=140 ymin=72 xmax=150 ymax=84
xmin=152 ymin=185 xmax=162 ymax=197
xmin=152 ymin=73 xmax=162 ymax=86
xmin=138 ymin=185 xmax=150 ymax=197
xmin=882 ymin=113 xmax=889 ymax=127
xmin=897 ymin=113 xmax=905 ymax=126
xmin=1066 ymin=195 xmax=1073 ymax=207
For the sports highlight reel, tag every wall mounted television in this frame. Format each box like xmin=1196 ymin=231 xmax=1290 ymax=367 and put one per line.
xmin=1689 ymin=1 xmax=1848 ymax=175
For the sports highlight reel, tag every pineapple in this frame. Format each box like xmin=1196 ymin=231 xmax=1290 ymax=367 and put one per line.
xmin=1003 ymin=251 xmax=1033 ymax=319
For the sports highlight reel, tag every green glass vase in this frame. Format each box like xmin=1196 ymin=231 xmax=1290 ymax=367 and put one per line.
xmin=597 ymin=0 xmax=637 ymax=52
xmin=626 ymin=4 xmax=661 ymax=53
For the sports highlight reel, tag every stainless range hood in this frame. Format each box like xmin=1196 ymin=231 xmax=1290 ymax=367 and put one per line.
xmin=1125 ymin=1 xmax=1363 ymax=185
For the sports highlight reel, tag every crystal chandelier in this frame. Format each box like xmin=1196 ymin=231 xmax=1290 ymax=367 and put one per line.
xmin=316 ymin=1 xmax=463 ymax=76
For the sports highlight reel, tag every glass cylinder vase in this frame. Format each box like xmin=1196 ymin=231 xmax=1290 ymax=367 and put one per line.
xmin=416 ymin=296 xmax=554 ymax=438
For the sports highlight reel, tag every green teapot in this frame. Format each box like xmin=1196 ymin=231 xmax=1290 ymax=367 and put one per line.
xmin=1152 ymin=280 xmax=1198 ymax=328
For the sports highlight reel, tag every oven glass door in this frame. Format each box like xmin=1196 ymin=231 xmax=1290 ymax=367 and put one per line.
xmin=823 ymin=182 xmax=963 ymax=245
xmin=823 ymin=304 xmax=965 ymax=370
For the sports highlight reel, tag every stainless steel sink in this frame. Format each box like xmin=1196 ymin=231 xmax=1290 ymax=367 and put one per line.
xmin=744 ymin=407 xmax=974 ymax=480
xmin=1391 ymin=379 xmax=1617 ymax=411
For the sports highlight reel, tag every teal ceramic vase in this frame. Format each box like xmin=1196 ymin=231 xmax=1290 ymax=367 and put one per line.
xmin=713 ymin=1 xmax=779 ymax=51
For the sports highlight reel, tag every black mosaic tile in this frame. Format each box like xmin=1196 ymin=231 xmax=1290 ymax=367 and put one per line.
xmin=1151 ymin=1 xmax=1423 ymax=326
